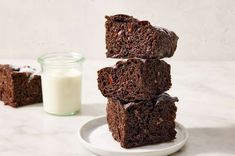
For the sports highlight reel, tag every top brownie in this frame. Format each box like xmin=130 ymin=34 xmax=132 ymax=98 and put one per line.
xmin=105 ymin=14 xmax=179 ymax=59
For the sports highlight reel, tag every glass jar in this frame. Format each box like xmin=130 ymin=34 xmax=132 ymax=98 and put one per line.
xmin=38 ymin=52 xmax=84 ymax=116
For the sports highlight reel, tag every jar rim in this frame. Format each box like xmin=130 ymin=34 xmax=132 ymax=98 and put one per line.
xmin=38 ymin=52 xmax=84 ymax=66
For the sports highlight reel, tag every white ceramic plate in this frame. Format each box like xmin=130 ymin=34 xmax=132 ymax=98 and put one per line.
xmin=78 ymin=116 xmax=188 ymax=156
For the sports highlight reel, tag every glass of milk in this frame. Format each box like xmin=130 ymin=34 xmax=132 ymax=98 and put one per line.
xmin=38 ymin=52 xmax=84 ymax=116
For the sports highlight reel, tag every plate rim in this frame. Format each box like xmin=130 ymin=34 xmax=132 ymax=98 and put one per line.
xmin=78 ymin=115 xmax=189 ymax=155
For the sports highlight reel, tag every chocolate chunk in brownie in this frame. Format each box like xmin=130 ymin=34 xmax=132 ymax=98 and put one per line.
xmin=0 ymin=64 xmax=42 ymax=107
xmin=105 ymin=14 xmax=179 ymax=59
xmin=107 ymin=93 xmax=178 ymax=148
xmin=97 ymin=58 xmax=171 ymax=101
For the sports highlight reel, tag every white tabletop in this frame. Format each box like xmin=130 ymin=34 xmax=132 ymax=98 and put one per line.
xmin=0 ymin=59 xmax=234 ymax=156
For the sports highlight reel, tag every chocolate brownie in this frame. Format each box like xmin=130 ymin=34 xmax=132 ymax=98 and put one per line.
xmin=107 ymin=93 xmax=178 ymax=148
xmin=0 ymin=64 xmax=42 ymax=107
xmin=105 ymin=14 xmax=178 ymax=59
xmin=97 ymin=58 xmax=171 ymax=101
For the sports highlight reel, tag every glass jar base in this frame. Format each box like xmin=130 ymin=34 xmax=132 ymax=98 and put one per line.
xmin=45 ymin=110 xmax=79 ymax=116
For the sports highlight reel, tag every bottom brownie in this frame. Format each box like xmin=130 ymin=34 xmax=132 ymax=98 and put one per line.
xmin=106 ymin=93 xmax=178 ymax=148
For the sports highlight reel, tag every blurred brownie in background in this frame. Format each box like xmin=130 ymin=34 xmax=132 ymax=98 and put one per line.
xmin=0 ymin=64 xmax=42 ymax=107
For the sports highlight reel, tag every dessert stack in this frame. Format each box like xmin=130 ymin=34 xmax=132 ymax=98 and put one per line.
xmin=97 ymin=14 xmax=179 ymax=148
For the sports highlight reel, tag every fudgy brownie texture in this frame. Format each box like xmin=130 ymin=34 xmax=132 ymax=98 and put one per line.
xmin=0 ymin=64 xmax=42 ymax=107
xmin=105 ymin=14 xmax=178 ymax=59
xmin=97 ymin=58 xmax=171 ymax=101
xmin=107 ymin=93 xmax=178 ymax=148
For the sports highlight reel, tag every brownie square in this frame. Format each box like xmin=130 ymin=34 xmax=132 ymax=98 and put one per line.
xmin=0 ymin=64 xmax=42 ymax=107
xmin=107 ymin=93 xmax=178 ymax=148
xmin=97 ymin=58 xmax=171 ymax=101
xmin=105 ymin=14 xmax=178 ymax=59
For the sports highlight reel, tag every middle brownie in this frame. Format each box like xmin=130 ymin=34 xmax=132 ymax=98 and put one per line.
xmin=97 ymin=59 xmax=171 ymax=101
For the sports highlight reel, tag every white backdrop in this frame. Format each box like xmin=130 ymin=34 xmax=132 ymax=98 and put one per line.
xmin=0 ymin=0 xmax=234 ymax=60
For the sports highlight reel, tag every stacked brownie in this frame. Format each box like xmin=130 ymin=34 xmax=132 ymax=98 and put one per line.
xmin=97 ymin=14 xmax=179 ymax=148
xmin=0 ymin=65 xmax=42 ymax=107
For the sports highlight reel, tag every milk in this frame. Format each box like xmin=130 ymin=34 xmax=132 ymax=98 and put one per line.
xmin=41 ymin=69 xmax=82 ymax=115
